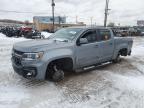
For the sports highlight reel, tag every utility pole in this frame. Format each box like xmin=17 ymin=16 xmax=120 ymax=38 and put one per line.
xmin=51 ymin=0 xmax=55 ymax=32
xmin=91 ymin=17 xmax=93 ymax=27
xmin=104 ymin=0 xmax=110 ymax=27
xmin=58 ymin=16 xmax=61 ymax=27
xmin=95 ymin=22 xmax=97 ymax=27
xmin=76 ymin=16 xmax=78 ymax=24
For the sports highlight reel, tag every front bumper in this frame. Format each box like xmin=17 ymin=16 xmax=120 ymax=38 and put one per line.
xmin=12 ymin=62 xmax=37 ymax=79
xmin=11 ymin=57 xmax=47 ymax=80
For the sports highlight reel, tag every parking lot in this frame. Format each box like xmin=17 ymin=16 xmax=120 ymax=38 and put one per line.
xmin=0 ymin=34 xmax=144 ymax=108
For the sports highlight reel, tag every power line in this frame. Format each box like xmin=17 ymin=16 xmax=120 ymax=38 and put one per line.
xmin=0 ymin=9 xmax=100 ymax=25
xmin=0 ymin=9 xmax=97 ymax=20
xmin=0 ymin=9 xmax=52 ymax=14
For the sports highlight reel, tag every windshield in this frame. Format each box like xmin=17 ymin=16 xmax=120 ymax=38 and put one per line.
xmin=49 ymin=28 xmax=82 ymax=41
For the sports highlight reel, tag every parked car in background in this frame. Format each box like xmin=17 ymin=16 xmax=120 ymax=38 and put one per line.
xmin=140 ymin=29 xmax=144 ymax=36
xmin=0 ymin=26 xmax=44 ymax=39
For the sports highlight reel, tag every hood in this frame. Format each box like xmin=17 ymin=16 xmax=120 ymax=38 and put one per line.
xmin=13 ymin=39 xmax=72 ymax=52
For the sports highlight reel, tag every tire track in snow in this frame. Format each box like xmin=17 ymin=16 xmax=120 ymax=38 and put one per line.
xmin=128 ymin=56 xmax=144 ymax=75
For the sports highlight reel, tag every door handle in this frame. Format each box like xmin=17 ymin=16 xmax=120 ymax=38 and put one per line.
xmin=109 ymin=43 xmax=113 ymax=45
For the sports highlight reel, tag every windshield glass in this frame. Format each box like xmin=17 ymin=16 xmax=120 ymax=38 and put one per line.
xmin=49 ymin=28 xmax=82 ymax=41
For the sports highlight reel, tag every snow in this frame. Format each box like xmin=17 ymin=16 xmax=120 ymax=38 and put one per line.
xmin=0 ymin=85 xmax=29 ymax=108
xmin=112 ymin=74 xmax=144 ymax=91
xmin=0 ymin=33 xmax=26 ymax=40
xmin=110 ymin=37 xmax=144 ymax=92
xmin=41 ymin=32 xmax=52 ymax=38
xmin=0 ymin=34 xmax=144 ymax=108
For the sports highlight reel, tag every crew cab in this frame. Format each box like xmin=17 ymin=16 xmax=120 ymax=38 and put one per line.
xmin=11 ymin=27 xmax=133 ymax=81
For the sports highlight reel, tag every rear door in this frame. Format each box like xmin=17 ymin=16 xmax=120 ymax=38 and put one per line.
xmin=97 ymin=29 xmax=114 ymax=62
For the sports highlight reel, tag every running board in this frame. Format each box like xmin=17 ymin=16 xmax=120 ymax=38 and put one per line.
xmin=75 ymin=66 xmax=95 ymax=73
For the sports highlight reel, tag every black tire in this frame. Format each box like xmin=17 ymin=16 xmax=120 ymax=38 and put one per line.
xmin=41 ymin=35 xmax=45 ymax=39
xmin=113 ymin=53 xmax=121 ymax=63
xmin=46 ymin=63 xmax=64 ymax=82
xmin=52 ymin=69 xmax=64 ymax=82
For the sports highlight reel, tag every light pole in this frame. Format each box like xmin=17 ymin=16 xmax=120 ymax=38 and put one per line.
xmin=91 ymin=17 xmax=93 ymax=27
xmin=58 ymin=16 xmax=61 ymax=26
xmin=52 ymin=0 xmax=55 ymax=32
xmin=76 ymin=16 xmax=78 ymax=24
xmin=104 ymin=0 xmax=110 ymax=27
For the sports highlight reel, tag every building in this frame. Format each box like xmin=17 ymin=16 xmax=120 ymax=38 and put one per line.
xmin=33 ymin=16 xmax=86 ymax=32
xmin=33 ymin=16 xmax=66 ymax=24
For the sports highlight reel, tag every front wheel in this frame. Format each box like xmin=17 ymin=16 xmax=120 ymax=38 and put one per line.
xmin=46 ymin=64 xmax=64 ymax=82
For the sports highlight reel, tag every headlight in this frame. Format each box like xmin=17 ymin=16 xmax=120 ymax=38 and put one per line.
xmin=22 ymin=52 xmax=44 ymax=61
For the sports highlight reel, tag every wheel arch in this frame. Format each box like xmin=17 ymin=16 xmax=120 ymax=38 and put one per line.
xmin=119 ymin=48 xmax=128 ymax=56
xmin=113 ymin=47 xmax=128 ymax=60
xmin=45 ymin=57 xmax=74 ymax=79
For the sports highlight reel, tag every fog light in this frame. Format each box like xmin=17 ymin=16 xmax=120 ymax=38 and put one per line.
xmin=23 ymin=68 xmax=37 ymax=78
xmin=27 ymin=72 xmax=33 ymax=76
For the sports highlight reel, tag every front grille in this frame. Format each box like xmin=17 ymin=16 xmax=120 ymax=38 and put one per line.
xmin=12 ymin=49 xmax=23 ymax=66
xmin=13 ymin=56 xmax=22 ymax=65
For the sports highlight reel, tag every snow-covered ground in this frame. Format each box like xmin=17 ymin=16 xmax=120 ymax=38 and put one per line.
xmin=41 ymin=32 xmax=52 ymax=38
xmin=0 ymin=33 xmax=144 ymax=108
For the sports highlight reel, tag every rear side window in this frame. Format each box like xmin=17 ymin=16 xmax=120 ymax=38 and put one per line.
xmin=81 ymin=30 xmax=97 ymax=43
xmin=98 ymin=29 xmax=111 ymax=41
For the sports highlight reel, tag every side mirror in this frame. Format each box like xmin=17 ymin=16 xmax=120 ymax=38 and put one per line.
xmin=78 ymin=38 xmax=88 ymax=45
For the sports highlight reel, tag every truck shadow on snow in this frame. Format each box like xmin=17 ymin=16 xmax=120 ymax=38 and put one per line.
xmin=15 ymin=61 xmax=115 ymax=88
xmin=62 ymin=57 xmax=139 ymax=82
xmin=62 ymin=61 xmax=118 ymax=82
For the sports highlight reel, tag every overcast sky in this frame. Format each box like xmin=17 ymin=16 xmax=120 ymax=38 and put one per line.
xmin=0 ymin=0 xmax=144 ymax=26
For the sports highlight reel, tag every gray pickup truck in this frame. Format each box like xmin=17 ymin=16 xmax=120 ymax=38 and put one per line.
xmin=11 ymin=27 xmax=133 ymax=81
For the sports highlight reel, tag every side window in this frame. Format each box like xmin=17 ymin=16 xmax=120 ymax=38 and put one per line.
xmin=81 ymin=30 xmax=97 ymax=43
xmin=98 ymin=29 xmax=111 ymax=41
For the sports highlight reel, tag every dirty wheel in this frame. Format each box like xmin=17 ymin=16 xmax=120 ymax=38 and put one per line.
xmin=47 ymin=63 xmax=64 ymax=82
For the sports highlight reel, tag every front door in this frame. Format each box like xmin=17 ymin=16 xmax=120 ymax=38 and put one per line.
xmin=76 ymin=30 xmax=100 ymax=68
